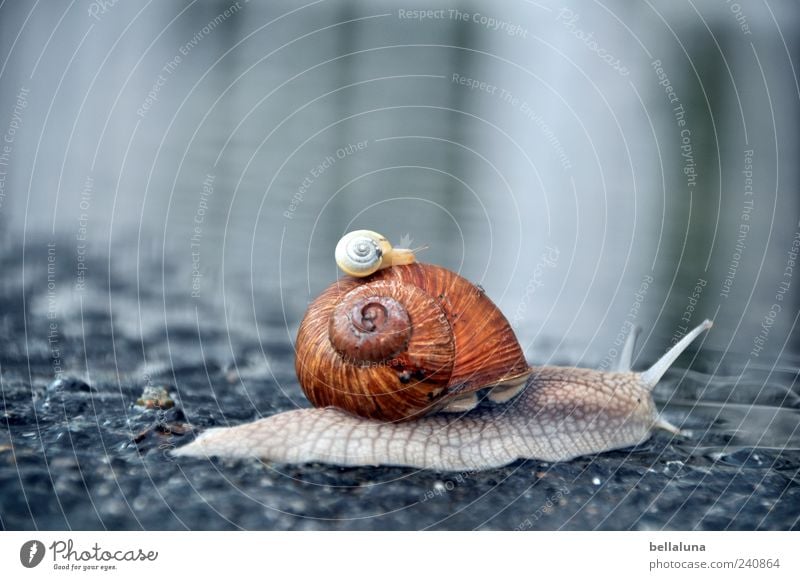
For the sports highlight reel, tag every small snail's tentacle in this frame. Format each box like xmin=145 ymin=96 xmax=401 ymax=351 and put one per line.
xmin=615 ymin=325 xmax=640 ymax=372
xmin=385 ymin=247 xmax=416 ymax=268
xmin=639 ymin=320 xmax=713 ymax=390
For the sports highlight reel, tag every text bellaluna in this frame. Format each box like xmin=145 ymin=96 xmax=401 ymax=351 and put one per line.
xmin=650 ymin=542 xmax=706 ymax=552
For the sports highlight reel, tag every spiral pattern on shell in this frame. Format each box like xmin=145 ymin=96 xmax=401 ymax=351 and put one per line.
xmin=335 ymin=231 xmax=384 ymax=276
xmin=295 ymin=263 xmax=531 ymax=421
xmin=329 ymin=293 xmax=412 ymax=363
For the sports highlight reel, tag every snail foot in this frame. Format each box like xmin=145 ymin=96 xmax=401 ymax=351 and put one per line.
xmin=440 ymin=392 xmax=479 ymax=413
xmin=486 ymin=376 xmax=529 ymax=403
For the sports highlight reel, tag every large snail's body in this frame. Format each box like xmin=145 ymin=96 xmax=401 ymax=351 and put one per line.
xmin=174 ymin=366 xmax=665 ymax=470
xmin=175 ymin=231 xmax=713 ymax=471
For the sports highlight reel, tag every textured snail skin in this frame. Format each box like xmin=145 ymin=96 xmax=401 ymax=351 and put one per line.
xmin=173 ymin=368 xmax=661 ymax=470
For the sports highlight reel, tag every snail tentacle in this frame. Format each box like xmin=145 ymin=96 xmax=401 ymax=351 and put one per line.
xmin=615 ymin=324 xmax=640 ymax=372
xmin=639 ymin=319 xmax=713 ymax=389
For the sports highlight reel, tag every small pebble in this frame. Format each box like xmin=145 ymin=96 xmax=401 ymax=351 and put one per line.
xmin=135 ymin=385 xmax=175 ymax=409
xmin=48 ymin=377 xmax=93 ymax=394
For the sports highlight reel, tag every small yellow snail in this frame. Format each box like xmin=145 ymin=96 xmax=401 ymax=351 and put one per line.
xmin=333 ymin=229 xmax=416 ymax=277
xmin=175 ymin=231 xmax=713 ymax=471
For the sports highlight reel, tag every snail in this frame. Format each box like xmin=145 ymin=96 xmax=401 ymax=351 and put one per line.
xmin=333 ymin=229 xmax=417 ymax=277
xmin=174 ymin=231 xmax=713 ymax=471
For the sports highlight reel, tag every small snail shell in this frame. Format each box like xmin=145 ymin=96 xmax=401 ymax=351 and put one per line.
xmin=295 ymin=249 xmax=531 ymax=421
xmin=334 ymin=230 xmax=416 ymax=277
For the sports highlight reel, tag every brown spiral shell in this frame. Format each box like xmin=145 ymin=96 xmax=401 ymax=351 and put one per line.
xmin=295 ymin=263 xmax=531 ymax=422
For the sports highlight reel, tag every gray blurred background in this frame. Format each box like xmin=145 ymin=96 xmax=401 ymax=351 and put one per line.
xmin=1 ymin=0 xmax=798 ymax=368
xmin=2 ymin=0 xmax=799 ymax=532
